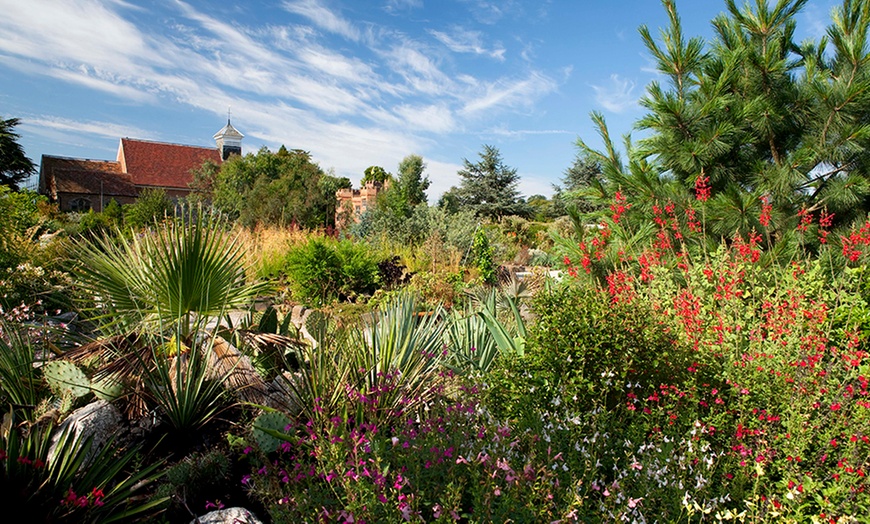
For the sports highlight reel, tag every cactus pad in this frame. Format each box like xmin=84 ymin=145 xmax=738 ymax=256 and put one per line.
xmin=43 ymin=360 xmax=91 ymax=398
xmin=252 ymin=411 xmax=293 ymax=453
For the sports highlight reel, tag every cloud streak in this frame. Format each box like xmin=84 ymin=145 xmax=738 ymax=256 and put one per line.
xmin=590 ymin=74 xmax=638 ymax=113
xmin=0 ymin=0 xmax=566 ymax=197
xmin=429 ymin=26 xmax=506 ymax=60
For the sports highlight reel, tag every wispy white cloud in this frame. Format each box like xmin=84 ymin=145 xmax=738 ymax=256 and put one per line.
xmin=0 ymin=0 xmax=167 ymax=74
xmin=590 ymin=74 xmax=638 ymax=113
xmin=461 ymin=0 xmax=518 ymax=25
xmin=462 ymin=72 xmax=558 ymax=115
xmin=639 ymin=51 xmax=662 ymax=76
xmin=800 ymin=2 xmax=832 ymax=41
xmin=281 ymin=0 xmax=362 ymax=42
xmin=24 ymin=115 xmax=157 ymax=142
xmin=429 ymin=26 xmax=506 ymax=60
xmin=485 ymin=126 xmax=572 ymax=138
xmin=394 ymin=104 xmax=457 ymax=133
xmin=383 ymin=0 xmax=423 ymax=13
xmin=382 ymin=41 xmax=456 ymax=95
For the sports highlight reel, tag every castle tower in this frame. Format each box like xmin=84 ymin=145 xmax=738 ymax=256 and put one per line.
xmin=213 ymin=117 xmax=244 ymax=161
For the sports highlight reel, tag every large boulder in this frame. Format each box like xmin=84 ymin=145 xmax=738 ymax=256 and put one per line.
xmin=48 ymin=399 xmax=123 ymax=466
xmin=191 ymin=507 xmax=263 ymax=524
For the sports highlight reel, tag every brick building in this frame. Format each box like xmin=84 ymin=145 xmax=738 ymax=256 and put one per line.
xmin=335 ymin=180 xmax=384 ymax=229
xmin=38 ymin=120 xmax=243 ymax=212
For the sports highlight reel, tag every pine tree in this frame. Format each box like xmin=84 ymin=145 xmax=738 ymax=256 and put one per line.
xmin=454 ymin=145 xmax=530 ymax=220
xmin=0 ymin=117 xmax=36 ymax=190
xmin=581 ymin=0 xmax=870 ymax=242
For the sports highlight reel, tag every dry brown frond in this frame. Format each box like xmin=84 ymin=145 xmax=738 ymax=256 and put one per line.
xmin=209 ymin=335 xmax=270 ymax=404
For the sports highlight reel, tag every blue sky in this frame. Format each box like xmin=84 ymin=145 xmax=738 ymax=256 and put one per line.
xmin=0 ymin=0 xmax=837 ymax=201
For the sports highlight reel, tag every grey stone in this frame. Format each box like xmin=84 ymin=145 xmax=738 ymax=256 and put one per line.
xmin=264 ymin=371 xmax=304 ymax=416
xmin=48 ymin=399 xmax=123 ymax=467
xmin=191 ymin=507 xmax=263 ymax=524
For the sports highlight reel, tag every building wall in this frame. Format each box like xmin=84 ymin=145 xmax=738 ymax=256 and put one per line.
xmin=57 ymin=192 xmax=137 ymax=213
xmin=335 ymin=181 xmax=383 ymax=229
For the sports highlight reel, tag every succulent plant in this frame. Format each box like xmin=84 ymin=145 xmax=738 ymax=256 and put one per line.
xmin=90 ymin=374 xmax=124 ymax=401
xmin=42 ymin=360 xmax=91 ymax=398
xmin=251 ymin=411 xmax=293 ymax=453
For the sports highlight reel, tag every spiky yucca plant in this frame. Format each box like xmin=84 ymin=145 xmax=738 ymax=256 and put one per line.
xmin=283 ymin=293 xmax=447 ymax=427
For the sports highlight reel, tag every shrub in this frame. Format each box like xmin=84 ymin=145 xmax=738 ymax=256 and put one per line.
xmin=244 ymin=378 xmax=573 ymax=523
xmin=123 ymin=188 xmax=173 ymax=229
xmin=470 ymin=228 xmax=496 ymax=285
xmin=283 ymin=237 xmax=379 ymax=306
xmin=154 ymin=449 xmax=231 ymax=520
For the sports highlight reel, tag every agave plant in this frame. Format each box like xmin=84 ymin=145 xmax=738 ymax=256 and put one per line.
xmin=0 ymin=321 xmax=46 ymax=413
xmin=281 ymin=293 xmax=447 ymax=426
xmin=455 ymin=283 xmax=528 ymax=369
xmin=444 ymin=308 xmax=500 ymax=374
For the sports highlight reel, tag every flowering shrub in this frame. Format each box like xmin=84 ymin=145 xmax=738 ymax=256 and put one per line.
xmin=548 ymin=193 xmax=870 ymax=521
xmin=245 ymin=378 xmax=575 ymax=523
xmin=238 ymin=194 xmax=870 ymax=522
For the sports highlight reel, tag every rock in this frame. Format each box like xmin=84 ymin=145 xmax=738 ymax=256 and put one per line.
xmin=48 ymin=399 xmax=123 ymax=467
xmin=264 ymin=371 xmax=304 ymax=416
xmin=191 ymin=507 xmax=263 ymax=524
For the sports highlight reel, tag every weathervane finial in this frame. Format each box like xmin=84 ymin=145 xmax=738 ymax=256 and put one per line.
xmin=227 ymin=106 xmax=232 ymax=125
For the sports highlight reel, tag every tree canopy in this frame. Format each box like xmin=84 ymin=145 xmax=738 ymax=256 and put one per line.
xmin=0 ymin=117 xmax=36 ymax=190
xmin=380 ymin=154 xmax=430 ymax=218
xmin=190 ymin=146 xmax=348 ymax=228
xmin=449 ymin=145 xmax=529 ymax=220
xmin=361 ymin=165 xmax=391 ymax=186
xmin=577 ymin=0 xmax=870 ymax=244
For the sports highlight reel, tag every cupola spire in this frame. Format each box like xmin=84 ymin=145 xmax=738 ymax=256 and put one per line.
xmin=214 ymin=108 xmax=243 ymax=161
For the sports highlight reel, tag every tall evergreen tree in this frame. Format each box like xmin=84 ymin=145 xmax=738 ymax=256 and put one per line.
xmin=0 ymin=117 xmax=36 ymax=190
xmin=580 ymin=0 xmax=870 ymax=243
xmin=454 ymin=145 xmax=529 ymax=220
xmin=555 ymin=151 xmax=605 ymax=215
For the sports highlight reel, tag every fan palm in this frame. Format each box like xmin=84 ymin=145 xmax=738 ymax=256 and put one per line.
xmin=75 ymin=209 xmax=268 ymax=340
xmin=71 ymin=210 xmax=272 ymax=425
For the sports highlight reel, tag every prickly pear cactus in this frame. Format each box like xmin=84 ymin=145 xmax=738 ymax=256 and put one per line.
xmin=252 ymin=411 xmax=293 ymax=453
xmin=91 ymin=375 xmax=124 ymax=401
xmin=42 ymin=360 xmax=91 ymax=398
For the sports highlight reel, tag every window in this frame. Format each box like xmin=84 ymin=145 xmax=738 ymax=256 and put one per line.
xmin=69 ymin=197 xmax=92 ymax=212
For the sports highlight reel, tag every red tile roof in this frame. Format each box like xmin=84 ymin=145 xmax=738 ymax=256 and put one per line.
xmin=118 ymin=138 xmax=221 ymax=189
xmin=39 ymin=156 xmax=137 ymax=197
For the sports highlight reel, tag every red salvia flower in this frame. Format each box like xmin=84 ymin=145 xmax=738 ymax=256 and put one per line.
xmin=695 ymin=175 xmax=711 ymax=202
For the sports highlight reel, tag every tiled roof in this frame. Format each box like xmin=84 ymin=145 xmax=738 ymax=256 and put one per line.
xmin=40 ymin=156 xmax=137 ymax=197
xmin=119 ymin=138 xmax=221 ymax=189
